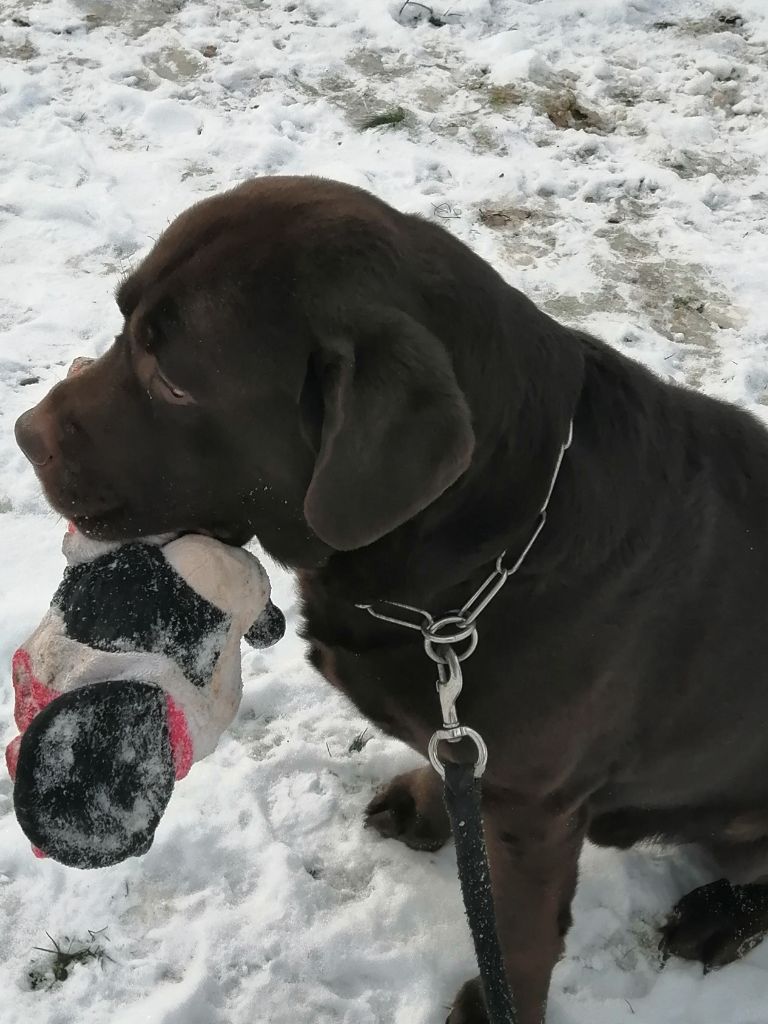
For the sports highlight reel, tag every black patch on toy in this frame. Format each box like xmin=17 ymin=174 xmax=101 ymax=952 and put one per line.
xmin=245 ymin=600 xmax=286 ymax=649
xmin=53 ymin=544 xmax=228 ymax=688
xmin=13 ymin=680 xmax=175 ymax=869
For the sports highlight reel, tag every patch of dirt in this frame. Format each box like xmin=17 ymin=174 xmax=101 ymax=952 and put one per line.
xmin=63 ymin=241 xmax=138 ymax=276
xmin=486 ymin=83 xmax=524 ymax=111
xmin=479 ymin=206 xmax=534 ymax=230
xmin=540 ymin=224 xmax=743 ymax=372
xmin=470 ymin=72 xmax=612 ymax=132
xmin=661 ymin=144 xmax=755 ymax=181
xmin=476 ymin=203 xmax=558 ymax=266
xmin=541 ymin=287 xmax=622 ymax=325
xmin=416 ymin=83 xmax=450 ymax=113
xmin=655 ymin=11 xmax=748 ymax=37
xmin=346 ymin=48 xmax=412 ymax=80
xmin=307 ymin=50 xmax=424 ymax=129
xmin=481 ymin=201 xmax=742 ymax=377
xmin=0 ymin=35 xmax=38 ymax=61
xmin=359 ymin=106 xmax=407 ymax=131
xmin=180 ymin=161 xmax=216 ymax=185
xmin=600 ymin=226 xmax=740 ymax=341
xmin=74 ymin=0 xmax=186 ymax=38
xmin=466 ymin=121 xmax=508 ymax=153
xmin=143 ymin=45 xmax=205 ymax=83
xmin=543 ymin=90 xmax=610 ymax=133
xmin=332 ymin=87 xmax=414 ymax=131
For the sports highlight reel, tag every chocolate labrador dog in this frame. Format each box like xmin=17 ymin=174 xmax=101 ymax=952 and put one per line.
xmin=15 ymin=176 xmax=768 ymax=1023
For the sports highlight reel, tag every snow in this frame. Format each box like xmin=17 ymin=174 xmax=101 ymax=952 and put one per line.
xmin=2 ymin=0 xmax=768 ymax=1020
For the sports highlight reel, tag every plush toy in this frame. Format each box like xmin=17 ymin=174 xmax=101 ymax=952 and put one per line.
xmin=5 ymin=527 xmax=284 ymax=869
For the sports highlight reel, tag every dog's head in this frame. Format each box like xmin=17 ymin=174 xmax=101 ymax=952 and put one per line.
xmin=15 ymin=177 xmax=475 ymax=567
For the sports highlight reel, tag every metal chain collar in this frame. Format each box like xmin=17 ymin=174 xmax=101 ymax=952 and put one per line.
xmin=356 ymin=420 xmax=574 ymax=779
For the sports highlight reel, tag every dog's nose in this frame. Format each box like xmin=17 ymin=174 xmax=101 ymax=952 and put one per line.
xmin=15 ymin=409 xmax=56 ymax=468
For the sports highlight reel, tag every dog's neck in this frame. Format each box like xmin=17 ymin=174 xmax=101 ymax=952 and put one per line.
xmin=309 ymin=317 xmax=587 ymax=611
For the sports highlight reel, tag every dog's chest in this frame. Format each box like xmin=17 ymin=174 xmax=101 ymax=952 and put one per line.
xmin=298 ymin=575 xmax=438 ymax=751
xmin=306 ymin=636 xmax=436 ymax=753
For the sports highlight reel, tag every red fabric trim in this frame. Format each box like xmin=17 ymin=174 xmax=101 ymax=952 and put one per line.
xmin=5 ymin=735 xmax=20 ymax=782
xmin=6 ymin=648 xmax=61 ymax=785
xmin=12 ymin=648 xmax=59 ymax=731
xmin=166 ymin=694 xmax=193 ymax=780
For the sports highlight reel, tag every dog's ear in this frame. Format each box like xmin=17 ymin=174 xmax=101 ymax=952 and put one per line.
xmin=303 ymin=311 xmax=475 ymax=551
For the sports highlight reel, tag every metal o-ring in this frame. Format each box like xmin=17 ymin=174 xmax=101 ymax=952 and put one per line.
xmin=428 ymin=727 xmax=489 ymax=779
xmin=424 ymin=630 xmax=478 ymax=664
xmin=422 ymin=615 xmax=478 ymax=664
xmin=422 ymin=614 xmax=476 ymax=645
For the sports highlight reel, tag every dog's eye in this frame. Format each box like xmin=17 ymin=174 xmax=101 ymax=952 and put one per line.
xmin=155 ymin=367 xmax=191 ymax=404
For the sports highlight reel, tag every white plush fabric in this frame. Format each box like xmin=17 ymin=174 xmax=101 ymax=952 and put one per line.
xmin=14 ymin=531 xmax=273 ymax=763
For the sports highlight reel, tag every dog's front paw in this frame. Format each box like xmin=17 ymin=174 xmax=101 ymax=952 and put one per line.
xmin=660 ymin=878 xmax=768 ymax=970
xmin=365 ymin=765 xmax=451 ymax=852
xmin=446 ymin=977 xmax=487 ymax=1024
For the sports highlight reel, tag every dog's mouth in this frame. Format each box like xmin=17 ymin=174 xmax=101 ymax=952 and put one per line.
xmin=70 ymin=505 xmax=129 ymax=539
xmin=194 ymin=524 xmax=255 ymax=547
xmin=28 ymin=460 xmax=126 ymax=537
xmin=39 ymin=469 xmax=253 ymax=547
xmin=74 ymin=512 xmax=252 ymax=548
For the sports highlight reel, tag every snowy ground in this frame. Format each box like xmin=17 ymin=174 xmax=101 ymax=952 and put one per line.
xmin=2 ymin=0 xmax=768 ymax=1021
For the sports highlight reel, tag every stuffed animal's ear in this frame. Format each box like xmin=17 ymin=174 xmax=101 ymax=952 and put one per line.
xmin=245 ymin=600 xmax=286 ymax=649
xmin=303 ymin=311 xmax=475 ymax=551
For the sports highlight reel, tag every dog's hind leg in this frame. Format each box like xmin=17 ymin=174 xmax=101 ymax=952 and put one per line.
xmin=660 ymin=834 xmax=768 ymax=970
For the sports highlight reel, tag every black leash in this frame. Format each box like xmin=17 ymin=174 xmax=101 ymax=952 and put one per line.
xmin=443 ymin=760 xmax=518 ymax=1022
xmin=357 ymin=421 xmax=574 ymax=1023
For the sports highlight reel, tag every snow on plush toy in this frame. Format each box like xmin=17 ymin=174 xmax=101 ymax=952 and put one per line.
xmin=5 ymin=528 xmax=285 ymax=869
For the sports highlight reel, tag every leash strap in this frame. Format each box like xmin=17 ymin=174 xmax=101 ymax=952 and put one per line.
xmin=444 ymin=762 xmax=518 ymax=1023
xmin=358 ymin=424 xmax=574 ymax=1022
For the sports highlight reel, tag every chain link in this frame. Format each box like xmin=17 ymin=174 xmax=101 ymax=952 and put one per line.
xmin=354 ymin=599 xmax=432 ymax=632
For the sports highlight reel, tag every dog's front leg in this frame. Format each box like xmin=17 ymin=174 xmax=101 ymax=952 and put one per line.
xmin=448 ymin=797 xmax=586 ymax=1024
